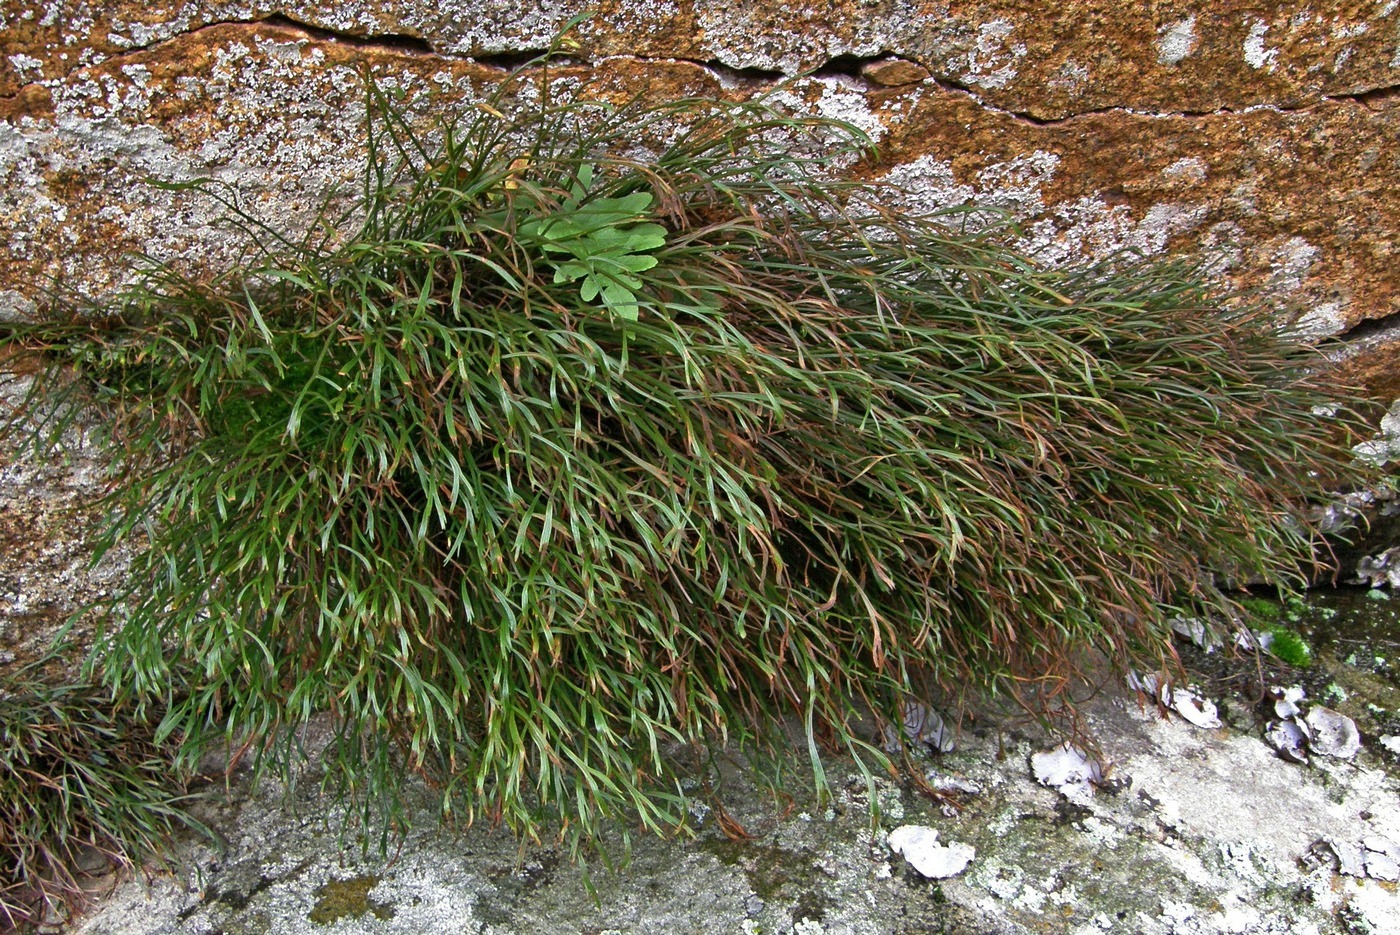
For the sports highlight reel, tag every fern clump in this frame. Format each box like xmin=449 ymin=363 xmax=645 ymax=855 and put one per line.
xmin=0 ymin=77 xmax=1365 ymax=847
xmin=0 ymin=664 xmax=204 ymax=926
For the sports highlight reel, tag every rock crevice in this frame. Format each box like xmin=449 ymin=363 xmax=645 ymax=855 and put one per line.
xmin=9 ymin=13 xmax=1397 ymax=125
xmin=1 ymin=4 xmax=1396 ymax=395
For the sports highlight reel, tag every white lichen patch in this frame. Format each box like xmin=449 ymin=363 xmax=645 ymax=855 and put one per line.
xmin=879 ymin=155 xmax=976 ymax=215
xmin=0 ymin=25 xmax=486 ymax=299
xmin=1294 ymin=301 xmax=1349 ymax=338
xmin=881 ymin=152 xmax=1207 ymax=270
xmin=1162 ymin=156 xmax=1207 ymax=184
xmin=7 ymin=52 xmax=45 ymax=81
xmin=765 ymin=75 xmax=890 ymax=145
xmin=954 ymin=19 xmax=1027 ymax=91
xmin=1157 ymin=16 xmax=1198 ymax=66
xmin=1019 ymin=200 xmax=1207 ymax=268
xmin=878 ymin=150 xmax=1057 ymax=227
xmin=105 ymin=3 xmax=201 ymax=51
xmin=1268 ymin=236 xmax=1320 ymax=292
xmin=1078 ymin=816 xmax=1125 ymax=848
xmin=975 ymin=150 xmax=1060 ymax=215
xmin=874 ymin=778 xmax=906 ymax=822
xmin=1330 ymin=21 xmax=1371 ymax=40
xmin=106 ymin=0 xmax=582 ymax=59
xmin=430 ymin=0 xmax=586 ymax=54
xmin=1244 ymin=19 xmax=1280 ymax=72
xmin=691 ymin=0 xmax=934 ymax=75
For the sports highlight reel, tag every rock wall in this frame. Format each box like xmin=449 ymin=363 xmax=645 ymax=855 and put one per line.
xmin=3 ymin=10 xmax=1400 ymax=932
xmin=1 ymin=1 xmax=1398 ymax=391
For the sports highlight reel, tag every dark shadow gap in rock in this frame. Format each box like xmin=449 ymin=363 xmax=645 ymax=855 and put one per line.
xmin=259 ymin=13 xmax=436 ymax=56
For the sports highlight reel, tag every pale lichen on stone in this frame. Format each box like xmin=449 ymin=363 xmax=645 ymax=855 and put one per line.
xmin=1244 ymin=17 xmax=1281 ymax=72
xmin=955 ymin=18 xmax=1025 ymax=91
xmin=2 ymin=1 xmax=1397 ymax=394
xmin=0 ymin=10 xmax=1395 ymax=934
xmin=1157 ymin=15 xmax=1198 ymax=66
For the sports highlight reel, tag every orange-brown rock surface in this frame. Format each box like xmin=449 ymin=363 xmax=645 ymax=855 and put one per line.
xmin=1 ymin=3 xmax=1397 ymax=391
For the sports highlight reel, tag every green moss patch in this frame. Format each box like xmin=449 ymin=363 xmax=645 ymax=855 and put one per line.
xmin=307 ymin=875 xmax=395 ymax=926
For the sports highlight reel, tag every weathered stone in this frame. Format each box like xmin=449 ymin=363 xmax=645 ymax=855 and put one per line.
xmin=859 ymin=56 xmax=929 ymax=86
xmin=66 ymin=688 xmax=1400 ymax=933
xmin=4 ymin=2 xmax=1397 ymax=116
xmin=0 ymin=376 xmax=127 ymax=670
xmin=2 ymin=10 xmax=1395 ymax=347
xmin=1330 ymin=324 xmax=1400 ymax=402
xmin=867 ymin=83 xmax=1398 ymax=334
xmin=0 ymin=22 xmax=728 ymax=305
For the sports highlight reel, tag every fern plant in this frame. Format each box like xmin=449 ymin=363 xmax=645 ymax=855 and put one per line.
xmin=512 ymin=164 xmax=669 ymax=320
xmin=0 ymin=662 xmax=206 ymax=926
xmin=0 ymin=68 xmax=1368 ymax=853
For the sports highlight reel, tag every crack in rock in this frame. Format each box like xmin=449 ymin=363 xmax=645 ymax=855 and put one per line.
xmin=5 ymin=17 xmax=1398 ymax=122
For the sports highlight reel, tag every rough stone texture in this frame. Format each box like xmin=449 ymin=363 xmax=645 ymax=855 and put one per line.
xmin=859 ymin=57 xmax=931 ymax=87
xmin=2 ymin=5 xmax=1400 ymax=931
xmin=0 ymin=376 xmax=126 ymax=669
xmin=3 ymin=2 xmax=1397 ymax=110
xmin=0 ymin=2 xmax=1397 ymax=390
xmin=68 ymin=690 xmax=1400 ymax=935
xmin=1332 ymin=320 xmax=1400 ymax=404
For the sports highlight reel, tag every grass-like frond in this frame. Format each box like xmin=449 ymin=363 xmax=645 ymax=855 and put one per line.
xmin=0 ymin=71 xmax=1368 ymax=852
xmin=0 ymin=662 xmax=206 ymax=927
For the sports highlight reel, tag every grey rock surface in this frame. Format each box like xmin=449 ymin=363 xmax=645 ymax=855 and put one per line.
xmin=71 ymin=690 xmax=1400 ymax=935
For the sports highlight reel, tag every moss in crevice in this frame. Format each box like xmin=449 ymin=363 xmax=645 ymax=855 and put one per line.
xmin=307 ymin=875 xmax=395 ymax=926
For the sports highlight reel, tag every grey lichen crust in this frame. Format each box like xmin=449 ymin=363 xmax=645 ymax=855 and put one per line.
xmin=72 ymin=690 xmax=1400 ymax=935
xmin=2 ymin=1 xmax=1399 ymax=353
xmin=2 ymin=4 xmax=1399 ymax=932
